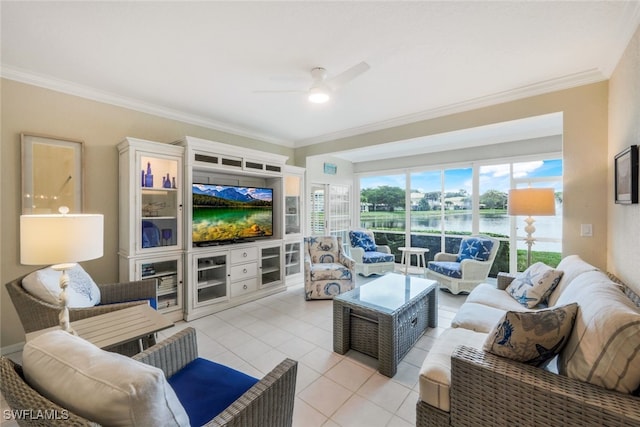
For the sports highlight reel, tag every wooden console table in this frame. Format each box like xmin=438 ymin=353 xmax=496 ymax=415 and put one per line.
xmin=26 ymin=304 xmax=173 ymax=352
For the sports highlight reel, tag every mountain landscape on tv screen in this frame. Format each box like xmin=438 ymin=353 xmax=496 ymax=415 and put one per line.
xmin=193 ymin=185 xmax=272 ymax=207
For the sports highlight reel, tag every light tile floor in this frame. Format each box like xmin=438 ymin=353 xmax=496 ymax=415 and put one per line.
xmin=2 ymin=272 xmax=468 ymax=427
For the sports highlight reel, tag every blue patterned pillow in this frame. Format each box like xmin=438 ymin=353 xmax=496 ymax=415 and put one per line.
xmin=506 ymin=262 xmax=563 ymax=308
xmin=456 ymin=238 xmax=494 ymax=262
xmin=349 ymin=231 xmax=377 ymax=252
xmin=483 ymin=303 xmax=578 ymax=367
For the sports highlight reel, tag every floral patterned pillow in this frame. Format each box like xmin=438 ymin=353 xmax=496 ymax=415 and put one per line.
xmin=506 ymin=262 xmax=563 ymax=308
xmin=483 ymin=303 xmax=578 ymax=367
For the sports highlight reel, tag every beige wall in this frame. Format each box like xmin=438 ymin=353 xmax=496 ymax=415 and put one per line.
xmin=0 ymin=79 xmax=293 ymax=349
xmin=295 ymin=82 xmax=610 ymax=271
xmin=608 ymin=25 xmax=640 ymax=294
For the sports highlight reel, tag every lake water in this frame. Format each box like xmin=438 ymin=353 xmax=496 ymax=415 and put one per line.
xmin=362 ymin=212 xmax=562 ymax=251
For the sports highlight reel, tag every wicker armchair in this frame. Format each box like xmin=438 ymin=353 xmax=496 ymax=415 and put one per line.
xmin=6 ymin=272 xmax=158 ymax=355
xmin=426 ymin=234 xmax=499 ymax=294
xmin=0 ymin=327 xmax=298 ymax=427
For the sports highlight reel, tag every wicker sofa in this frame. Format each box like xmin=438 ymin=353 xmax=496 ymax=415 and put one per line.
xmin=417 ymin=255 xmax=640 ymax=427
xmin=1 ymin=327 xmax=298 ymax=427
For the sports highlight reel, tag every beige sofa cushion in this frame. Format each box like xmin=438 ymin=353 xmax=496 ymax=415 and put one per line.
xmin=419 ymin=328 xmax=487 ymax=412
xmin=23 ymin=330 xmax=190 ymax=426
xmin=465 ymin=283 xmax=530 ymax=311
xmin=451 ymin=302 xmax=521 ymax=333
xmin=556 ymin=271 xmax=640 ymax=393
xmin=547 ymin=254 xmax=598 ymax=306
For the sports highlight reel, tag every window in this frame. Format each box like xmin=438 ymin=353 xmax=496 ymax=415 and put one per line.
xmin=358 ymin=156 xmax=562 ymax=274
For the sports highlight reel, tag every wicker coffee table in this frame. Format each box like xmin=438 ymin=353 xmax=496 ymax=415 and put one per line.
xmin=333 ymin=273 xmax=438 ymax=377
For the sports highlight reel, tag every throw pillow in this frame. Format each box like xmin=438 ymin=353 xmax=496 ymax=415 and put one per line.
xmin=23 ymin=330 xmax=190 ymax=426
xmin=456 ymin=237 xmax=494 ymax=262
xmin=483 ymin=303 xmax=578 ymax=367
xmin=506 ymin=262 xmax=563 ymax=308
xmin=22 ymin=264 xmax=101 ymax=307
xmin=349 ymin=231 xmax=377 ymax=252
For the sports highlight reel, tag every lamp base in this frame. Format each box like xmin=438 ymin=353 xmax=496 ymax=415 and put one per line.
xmin=523 ymin=216 xmax=536 ymax=268
xmin=51 ymin=263 xmax=78 ymax=335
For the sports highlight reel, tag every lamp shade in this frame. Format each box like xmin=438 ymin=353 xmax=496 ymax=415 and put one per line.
xmin=20 ymin=213 xmax=104 ymax=265
xmin=508 ymin=188 xmax=556 ymax=216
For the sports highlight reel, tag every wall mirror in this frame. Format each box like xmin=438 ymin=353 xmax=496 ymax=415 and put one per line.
xmin=21 ymin=133 xmax=84 ymax=214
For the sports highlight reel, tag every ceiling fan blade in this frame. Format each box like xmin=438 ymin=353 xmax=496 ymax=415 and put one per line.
xmin=326 ymin=61 xmax=370 ymax=89
xmin=252 ymin=89 xmax=306 ymax=94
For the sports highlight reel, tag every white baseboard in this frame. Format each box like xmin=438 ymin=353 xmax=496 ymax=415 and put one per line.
xmin=1 ymin=341 xmax=25 ymax=356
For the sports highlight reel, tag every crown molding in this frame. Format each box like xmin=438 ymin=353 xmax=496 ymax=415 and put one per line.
xmin=294 ymin=68 xmax=607 ymax=147
xmin=0 ymin=65 xmax=295 ymax=148
xmin=601 ymin=1 xmax=640 ymax=77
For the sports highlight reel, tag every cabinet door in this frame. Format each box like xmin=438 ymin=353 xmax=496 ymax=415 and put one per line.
xmin=136 ymin=255 xmax=182 ymax=314
xmin=259 ymin=245 xmax=282 ymax=288
xmin=193 ymin=252 xmax=229 ymax=306
xmin=285 ymin=175 xmax=302 ymax=236
xmin=285 ymin=242 xmax=301 ymax=277
xmin=138 ymin=154 xmax=182 ymax=253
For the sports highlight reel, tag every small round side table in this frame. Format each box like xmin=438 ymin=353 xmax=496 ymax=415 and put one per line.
xmin=398 ymin=247 xmax=430 ymax=276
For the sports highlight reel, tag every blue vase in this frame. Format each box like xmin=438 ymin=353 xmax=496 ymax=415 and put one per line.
xmin=144 ymin=162 xmax=154 ymax=188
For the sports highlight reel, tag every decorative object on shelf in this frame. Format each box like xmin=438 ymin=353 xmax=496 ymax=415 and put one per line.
xmin=162 ymin=229 xmax=173 ymax=246
xmin=323 ymin=162 xmax=337 ymax=175
xmin=19 ymin=206 xmax=104 ymax=334
xmin=614 ymin=145 xmax=638 ymax=204
xmin=144 ymin=162 xmax=154 ymax=188
xmin=508 ymin=188 xmax=556 ymax=268
xmin=163 ymin=173 xmax=171 ymax=188
xmin=172 ymin=176 xmax=177 ymax=189
xmin=21 ymin=133 xmax=84 ymax=214
xmin=142 ymin=201 xmax=166 ymax=217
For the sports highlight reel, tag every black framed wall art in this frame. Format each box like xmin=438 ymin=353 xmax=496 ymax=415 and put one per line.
xmin=614 ymin=145 xmax=638 ymax=204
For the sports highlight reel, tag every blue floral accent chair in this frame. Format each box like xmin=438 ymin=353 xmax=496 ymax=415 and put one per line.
xmin=304 ymin=236 xmax=355 ymax=300
xmin=348 ymin=229 xmax=396 ymax=277
xmin=426 ymin=235 xmax=499 ymax=294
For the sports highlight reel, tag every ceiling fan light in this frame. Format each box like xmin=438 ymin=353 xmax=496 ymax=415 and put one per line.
xmin=308 ymin=86 xmax=330 ymax=104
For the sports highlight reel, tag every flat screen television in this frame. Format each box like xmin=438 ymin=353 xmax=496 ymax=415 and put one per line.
xmin=192 ymin=183 xmax=273 ymax=246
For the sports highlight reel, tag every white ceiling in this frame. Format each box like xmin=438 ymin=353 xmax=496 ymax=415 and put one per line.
xmin=2 ymin=1 xmax=639 ymax=155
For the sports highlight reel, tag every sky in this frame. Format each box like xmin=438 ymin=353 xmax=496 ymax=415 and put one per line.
xmin=360 ymin=159 xmax=563 ymax=194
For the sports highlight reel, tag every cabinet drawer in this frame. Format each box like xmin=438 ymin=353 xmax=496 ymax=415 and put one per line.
xmin=230 ymin=262 xmax=257 ymax=280
xmin=231 ymin=247 xmax=257 ymax=264
xmin=230 ymin=278 xmax=258 ymax=297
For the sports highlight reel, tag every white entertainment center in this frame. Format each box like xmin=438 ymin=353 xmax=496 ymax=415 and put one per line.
xmin=118 ymin=136 xmax=304 ymax=321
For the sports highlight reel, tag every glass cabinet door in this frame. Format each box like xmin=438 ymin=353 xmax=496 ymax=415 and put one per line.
xmin=285 ymin=175 xmax=301 ymax=236
xmin=194 ymin=252 xmax=228 ymax=305
xmin=139 ymin=154 xmax=181 ymax=252
xmin=260 ymin=245 xmax=282 ymax=288
xmin=285 ymin=242 xmax=301 ymax=276
xmin=138 ymin=257 xmax=182 ymax=313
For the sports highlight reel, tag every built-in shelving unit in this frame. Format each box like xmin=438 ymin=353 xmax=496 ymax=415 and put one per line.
xmin=176 ymin=136 xmax=292 ymax=321
xmin=118 ymin=138 xmax=185 ymax=321
xmin=118 ymin=136 xmax=304 ymax=321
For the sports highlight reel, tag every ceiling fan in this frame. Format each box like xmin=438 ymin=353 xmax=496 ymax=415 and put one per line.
xmin=255 ymin=61 xmax=370 ymax=104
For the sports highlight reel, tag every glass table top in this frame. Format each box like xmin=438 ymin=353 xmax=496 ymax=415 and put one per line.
xmin=335 ymin=273 xmax=436 ymax=314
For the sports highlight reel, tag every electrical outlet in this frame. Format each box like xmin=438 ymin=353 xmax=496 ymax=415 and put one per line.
xmin=580 ymin=224 xmax=593 ymax=237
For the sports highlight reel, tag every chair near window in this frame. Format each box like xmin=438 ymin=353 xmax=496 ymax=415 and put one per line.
xmin=426 ymin=234 xmax=499 ymax=294
xmin=304 ymin=236 xmax=355 ymax=300
xmin=348 ymin=229 xmax=396 ymax=277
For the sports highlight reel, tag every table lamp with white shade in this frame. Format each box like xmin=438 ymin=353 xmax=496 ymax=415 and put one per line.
xmin=20 ymin=206 xmax=104 ymax=334
xmin=508 ymin=188 xmax=556 ymax=268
